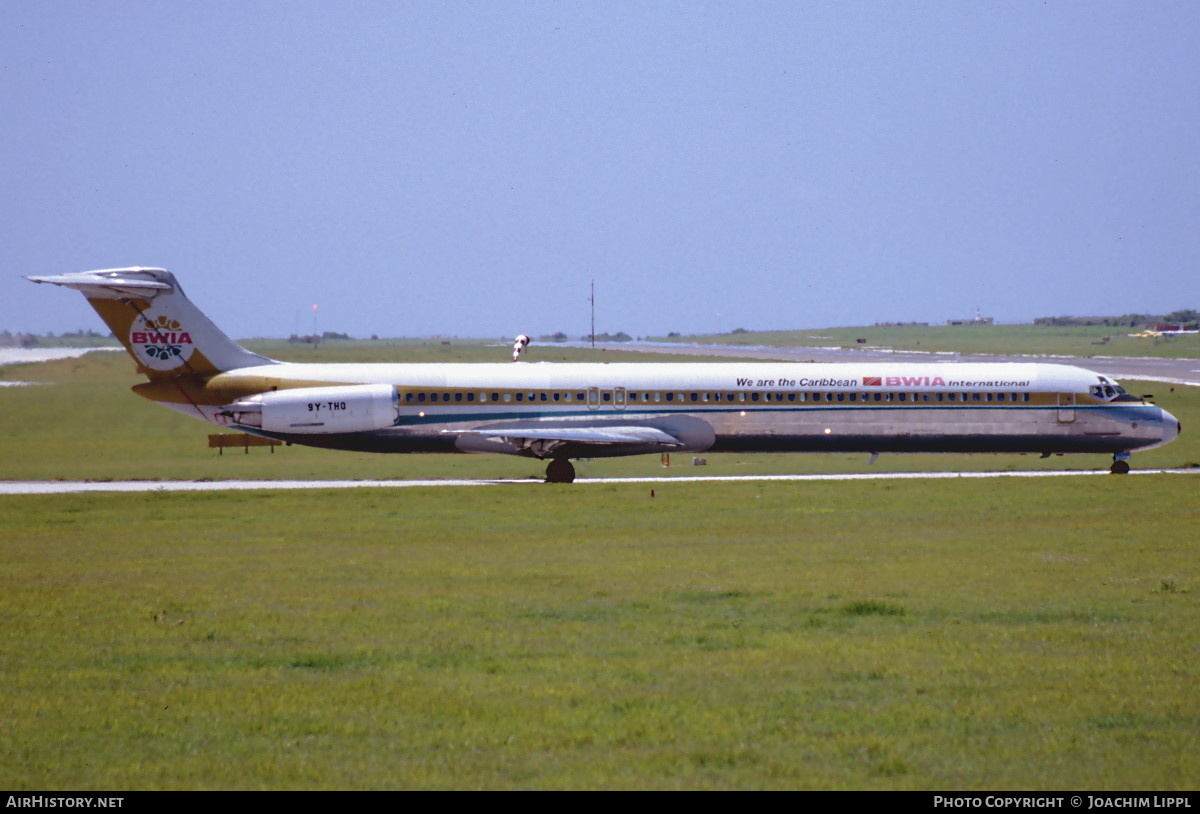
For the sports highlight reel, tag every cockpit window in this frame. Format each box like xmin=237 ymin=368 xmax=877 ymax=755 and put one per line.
xmin=1089 ymin=383 xmax=1126 ymax=401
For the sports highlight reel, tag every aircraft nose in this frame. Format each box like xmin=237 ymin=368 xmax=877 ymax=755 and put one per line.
xmin=1160 ymin=409 xmax=1180 ymax=445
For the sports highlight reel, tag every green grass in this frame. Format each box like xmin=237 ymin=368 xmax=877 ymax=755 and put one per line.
xmin=1 ymin=478 xmax=1196 ymax=789
xmin=649 ymin=324 xmax=1200 ymax=359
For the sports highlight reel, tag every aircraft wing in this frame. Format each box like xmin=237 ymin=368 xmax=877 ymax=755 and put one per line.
xmin=449 ymin=425 xmax=684 ymax=446
xmin=444 ymin=414 xmax=717 ymax=459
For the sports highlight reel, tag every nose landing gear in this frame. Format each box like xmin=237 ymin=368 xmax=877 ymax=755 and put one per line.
xmin=1110 ymin=452 xmax=1131 ymax=475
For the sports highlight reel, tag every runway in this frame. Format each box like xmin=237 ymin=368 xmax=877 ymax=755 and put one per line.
xmin=3 ymin=469 xmax=1198 ymax=495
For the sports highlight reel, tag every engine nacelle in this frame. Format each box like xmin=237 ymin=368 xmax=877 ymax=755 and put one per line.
xmin=220 ymin=384 xmax=399 ymax=434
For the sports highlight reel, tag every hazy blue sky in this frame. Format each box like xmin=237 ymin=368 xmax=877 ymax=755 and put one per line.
xmin=4 ymin=1 xmax=1198 ymax=339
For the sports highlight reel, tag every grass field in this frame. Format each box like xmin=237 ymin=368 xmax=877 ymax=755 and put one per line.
xmin=1 ymin=478 xmax=1197 ymax=790
xmin=1 ymin=340 xmax=1197 ymax=790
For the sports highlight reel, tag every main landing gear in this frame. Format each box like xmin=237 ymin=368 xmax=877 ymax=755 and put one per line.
xmin=1110 ymin=452 xmax=1131 ymax=475
xmin=545 ymin=459 xmax=576 ymax=484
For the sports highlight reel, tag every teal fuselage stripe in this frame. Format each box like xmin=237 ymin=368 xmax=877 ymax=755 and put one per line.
xmin=393 ymin=402 xmax=1162 ymax=427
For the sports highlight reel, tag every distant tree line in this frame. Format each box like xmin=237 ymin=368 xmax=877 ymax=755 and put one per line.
xmin=1033 ymin=310 xmax=1199 ymax=328
xmin=287 ymin=331 xmax=352 ymax=344
xmin=536 ymin=331 xmax=634 ymax=343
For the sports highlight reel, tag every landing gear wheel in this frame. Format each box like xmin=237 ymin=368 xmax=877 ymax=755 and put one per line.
xmin=545 ymin=459 xmax=575 ymax=484
xmin=1110 ymin=460 xmax=1130 ymax=475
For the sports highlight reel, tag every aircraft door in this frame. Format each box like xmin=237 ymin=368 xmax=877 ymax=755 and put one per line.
xmin=1057 ymin=393 xmax=1076 ymax=423
xmin=614 ymin=387 xmax=627 ymax=410
xmin=587 ymin=387 xmax=601 ymax=410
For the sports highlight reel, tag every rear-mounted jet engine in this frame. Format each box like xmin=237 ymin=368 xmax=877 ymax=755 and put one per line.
xmin=219 ymin=384 xmax=399 ymax=434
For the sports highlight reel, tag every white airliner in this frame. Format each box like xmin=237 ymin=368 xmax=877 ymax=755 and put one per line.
xmin=29 ymin=268 xmax=1180 ymax=481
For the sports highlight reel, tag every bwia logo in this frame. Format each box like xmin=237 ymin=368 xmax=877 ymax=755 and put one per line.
xmin=130 ymin=314 xmax=195 ymax=370
xmin=864 ymin=375 xmax=948 ymax=387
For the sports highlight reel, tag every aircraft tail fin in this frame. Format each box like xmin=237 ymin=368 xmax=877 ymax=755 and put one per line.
xmin=27 ymin=267 xmax=274 ymax=379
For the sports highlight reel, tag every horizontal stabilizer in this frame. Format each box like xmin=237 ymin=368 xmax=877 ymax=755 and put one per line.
xmin=26 ymin=268 xmax=174 ymax=299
